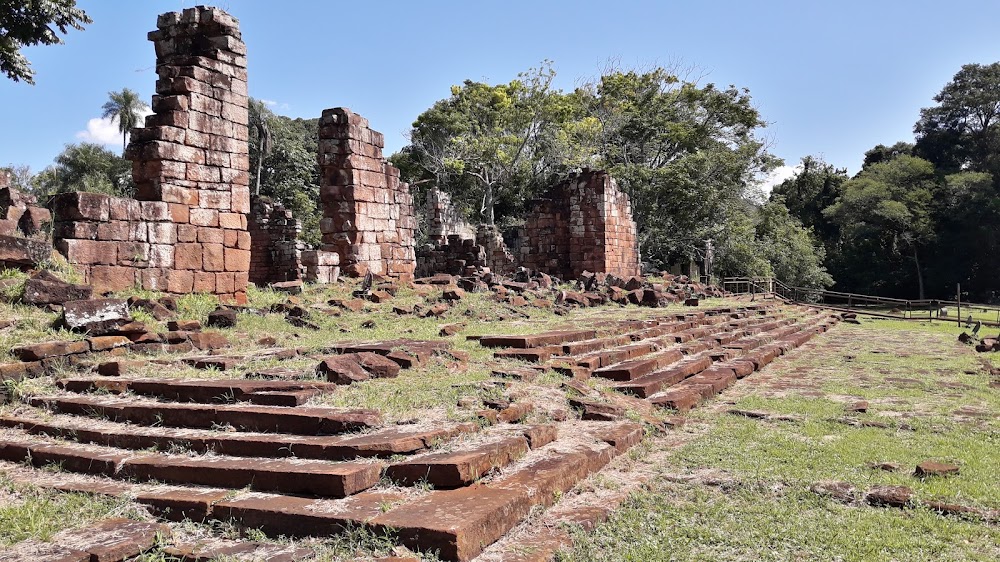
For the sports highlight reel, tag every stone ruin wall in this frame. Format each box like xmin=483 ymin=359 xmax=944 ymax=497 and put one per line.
xmin=518 ymin=169 xmax=640 ymax=280
xmin=51 ymin=7 xmax=251 ymax=302
xmin=247 ymin=197 xmax=340 ymax=286
xmin=248 ymin=197 xmax=303 ymax=285
xmin=425 ymin=187 xmax=475 ymax=245
xmin=476 ymin=224 xmax=516 ymax=275
xmin=0 ymin=173 xmax=51 ymax=238
xmin=318 ymin=108 xmax=416 ymax=280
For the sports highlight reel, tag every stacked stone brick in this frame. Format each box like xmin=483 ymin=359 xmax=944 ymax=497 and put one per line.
xmin=424 ymin=187 xmax=475 ymax=245
xmin=248 ymin=197 xmax=303 ymax=285
xmin=318 ymin=108 xmax=416 ymax=280
xmin=519 ymin=169 xmax=640 ymax=280
xmin=52 ymin=7 xmax=250 ymax=302
xmin=416 ymin=235 xmax=486 ymax=277
xmin=476 ymin=225 xmax=516 ymax=275
xmin=1 ymin=182 xmax=51 ymax=237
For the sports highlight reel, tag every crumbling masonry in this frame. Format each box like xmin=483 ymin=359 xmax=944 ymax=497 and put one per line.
xmin=52 ymin=7 xmax=251 ymax=302
xmin=518 ymin=169 xmax=640 ymax=279
xmin=318 ymin=108 xmax=416 ymax=280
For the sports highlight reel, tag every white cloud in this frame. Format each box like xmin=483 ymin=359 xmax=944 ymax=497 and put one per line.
xmin=260 ymin=99 xmax=278 ymax=106
xmin=759 ymin=164 xmax=801 ymax=195
xmin=75 ymin=109 xmax=154 ymax=147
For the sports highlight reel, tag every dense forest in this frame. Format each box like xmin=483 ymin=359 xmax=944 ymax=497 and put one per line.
xmin=6 ymin=59 xmax=1000 ymax=302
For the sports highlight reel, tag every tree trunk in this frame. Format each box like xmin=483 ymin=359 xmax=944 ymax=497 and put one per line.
xmin=255 ymin=154 xmax=263 ymax=196
xmin=484 ymin=184 xmax=495 ymax=225
xmin=913 ymin=247 xmax=925 ymax=300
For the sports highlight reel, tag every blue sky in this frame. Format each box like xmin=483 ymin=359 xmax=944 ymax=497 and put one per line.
xmin=3 ymin=0 xmax=999 ymax=187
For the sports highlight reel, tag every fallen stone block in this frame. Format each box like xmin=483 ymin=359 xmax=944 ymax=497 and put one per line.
xmin=60 ymin=299 xmax=131 ymax=333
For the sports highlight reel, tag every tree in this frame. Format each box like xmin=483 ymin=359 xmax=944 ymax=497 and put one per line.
xmin=824 ymin=155 xmax=938 ymax=298
xmin=755 ymin=198 xmax=832 ymax=289
xmin=406 ymin=63 xmax=573 ymax=225
xmin=0 ymin=0 xmax=91 ymax=84
xmin=580 ymin=67 xmax=780 ymax=269
xmin=770 ymin=155 xmax=846 ymax=246
xmin=32 ymin=142 xmax=133 ymax=199
xmin=915 ymin=63 xmax=1000 ymax=184
xmin=249 ymin=99 xmax=274 ymax=196
xmin=861 ymin=141 xmax=914 ymax=170
xmin=248 ymin=99 xmax=322 ymax=246
xmin=101 ymin=88 xmax=148 ymax=153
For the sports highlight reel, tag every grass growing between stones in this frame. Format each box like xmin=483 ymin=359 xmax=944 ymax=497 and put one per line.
xmin=561 ymin=481 xmax=1000 ymax=562
xmin=0 ymin=474 xmax=147 ymax=547
xmin=560 ymin=316 xmax=1000 ymax=561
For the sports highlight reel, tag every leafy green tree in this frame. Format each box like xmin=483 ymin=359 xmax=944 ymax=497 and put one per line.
xmin=405 ymin=63 xmax=577 ymax=225
xmin=861 ymin=141 xmax=914 ymax=170
xmin=824 ymin=155 xmax=938 ymax=298
xmin=580 ymin=68 xmax=780 ymax=268
xmin=915 ymin=63 xmax=1000 ymax=184
xmin=770 ymin=155 xmax=846 ymax=246
xmin=32 ymin=142 xmax=133 ymax=199
xmin=755 ymin=199 xmax=833 ymax=289
xmin=0 ymin=0 xmax=91 ymax=84
xmin=101 ymin=88 xmax=148 ymax=153
xmin=248 ymin=99 xmax=321 ymax=246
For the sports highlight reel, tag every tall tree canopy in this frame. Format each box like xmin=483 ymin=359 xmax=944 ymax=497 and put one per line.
xmin=0 ymin=0 xmax=90 ymax=84
xmin=915 ymin=63 xmax=1000 ymax=184
xmin=248 ymin=99 xmax=321 ymax=246
xmin=823 ymin=155 xmax=938 ymax=298
xmin=398 ymin=64 xmax=786 ymax=278
xmin=32 ymin=142 xmax=133 ymax=199
xmin=101 ymin=88 xmax=148 ymax=153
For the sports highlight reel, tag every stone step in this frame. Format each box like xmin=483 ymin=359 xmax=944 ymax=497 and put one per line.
xmin=371 ymin=426 xmax=637 ymax=561
xmin=0 ymin=413 xmax=472 ymax=460
xmin=56 ymin=377 xmax=336 ymax=405
xmin=163 ymin=538 xmax=316 ymax=561
xmin=613 ymin=354 xmax=716 ymax=398
xmin=478 ymin=329 xmax=598 ymax=349
xmin=0 ymin=461 xmax=233 ymax=521
xmin=207 ymin=424 xmax=642 ymax=562
xmin=385 ymin=435 xmax=531 ymax=488
xmin=592 ymin=349 xmax=685 ymax=381
xmin=29 ymin=395 xmax=382 ymax=435
xmin=0 ymin=518 xmax=169 ymax=562
xmin=0 ymin=433 xmax=383 ymax=497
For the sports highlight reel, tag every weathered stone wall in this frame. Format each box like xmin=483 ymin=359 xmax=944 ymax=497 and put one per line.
xmin=1 ymin=183 xmax=51 ymax=237
xmin=248 ymin=197 xmax=302 ymax=285
xmin=318 ymin=108 xmax=415 ymax=280
xmin=518 ymin=169 xmax=640 ymax=279
xmin=51 ymin=7 xmax=251 ymax=302
xmin=425 ymin=187 xmax=475 ymax=245
xmin=415 ymin=235 xmax=486 ymax=278
xmin=476 ymin=225 xmax=516 ymax=275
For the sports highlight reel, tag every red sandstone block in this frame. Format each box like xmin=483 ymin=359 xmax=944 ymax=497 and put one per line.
xmin=193 ymin=271 xmax=216 ymax=292
xmin=231 ymin=187 xmax=250 ymax=213
xmin=202 ymin=243 xmax=224 ymax=271
xmin=57 ymin=239 xmax=116 ymax=265
xmin=177 ymin=224 xmax=197 ymax=242
xmin=90 ymin=265 xmax=138 ymax=292
xmin=216 ymin=272 xmax=235 ymax=293
xmin=167 ymin=203 xmax=189 ymax=223
xmin=219 ymin=212 xmax=243 ymax=229
xmin=224 ymin=248 xmax=250 ymax=272
xmin=166 ymin=269 xmax=194 ymax=293
xmin=200 ymin=190 xmax=230 ymax=210
xmin=108 ymin=198 xmax=141 ymax=221
xmin=190 ymin=208 xmax=219 ymax=226
xmin=140 ymin=268 xmax=171 ymax=292
xmin=197 ymin=226 xmax=225 ymax=244
xmin=174 ymin=243 xmax=202 ymax=269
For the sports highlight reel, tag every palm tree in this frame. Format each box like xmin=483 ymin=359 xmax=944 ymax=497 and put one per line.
xmin=101 ymin=88 xmax=148 ymax=153
xmin=249 ymin=99 xmax=274 ymax=195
